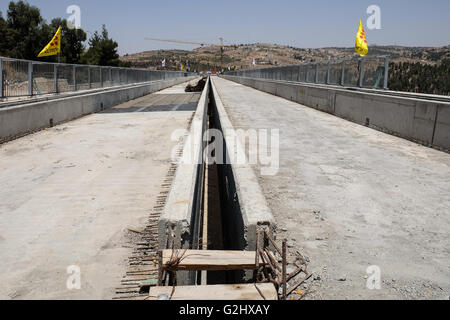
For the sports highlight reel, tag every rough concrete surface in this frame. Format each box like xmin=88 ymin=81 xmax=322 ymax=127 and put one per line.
xmin=212 ymin=77 xmax=450 ymax=300
xmin=0 ymin=80 xmax=200 ymax=300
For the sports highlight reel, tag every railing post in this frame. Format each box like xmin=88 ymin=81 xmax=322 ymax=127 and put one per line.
xmin=359 ymin=58 xmax=364 ymax=88
xmin=100 ymin=67 xmax=103 ymax=88
xmin=88 ymin=67 xmax=91 ymax=89
xmin=28 ymin=62 xmax=33 ymax=96
xmin=305 ymin=64 xmax=309 ymax=83
xmin=326 ymin=61 xmax=331 ymax=84
xmin=383 ymin=56 xmax=390 ymax=90
xmin=54 ymin=64 xmax=58 ymax=93
xmin=341 ymin=61 xmax=345 ymax=86
xmin=315 ymin=63 xmax=319 ymax=83
xmin=109 ymin=67 xmax=112 ymax=86
xmin=0 ymin=58 xmax=4 ymax=98
xmin=73 ymin=65 xmax=77 ymax=91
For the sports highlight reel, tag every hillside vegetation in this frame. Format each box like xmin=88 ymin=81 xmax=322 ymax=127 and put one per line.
xmin=122 ymin=44 xmax=449 ymax=95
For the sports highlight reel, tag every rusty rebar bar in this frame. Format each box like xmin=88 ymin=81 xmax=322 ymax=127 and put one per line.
xmin=282 ymin=239 xmax=287 ymax=300
xmin=264 ymin=229 xmax=283 ymax=254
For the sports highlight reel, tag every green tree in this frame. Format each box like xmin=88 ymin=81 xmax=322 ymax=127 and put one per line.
xmin=0 ymin=1 xmax=87 ymax=64
xmin=0 ymin=11 xmax=8 ymax=56
xmin=81 ymin=25 xmax=122 ymax=66
xmin=4 ymin=0 xmax=48 ymax=59
xmin=389 ymin=60 xmax=450 ymax=95
xmin=49 ymin=18 xmax=87 ymax=64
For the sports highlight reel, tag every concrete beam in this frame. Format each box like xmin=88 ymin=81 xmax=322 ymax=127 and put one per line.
xmin=157 ymin=77 xmax=210 ymax=284
xmin=210 ymin=77 xmax=275 ymax=282
xmin=0 ymin=77 xmax=197 ymax=143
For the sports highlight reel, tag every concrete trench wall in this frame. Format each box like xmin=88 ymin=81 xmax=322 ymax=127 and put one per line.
xmin=158 ymin=77 xmax=275 ymax=285
xmin=221 ymin=75 xmax=450 ymax=152
xmin=0 ymin=76 xmax=197 ymax=143
xmin=158 ymin=77 xmax=210 ymax=285
xmin=210 ymin=77 xmax=275 ymax=282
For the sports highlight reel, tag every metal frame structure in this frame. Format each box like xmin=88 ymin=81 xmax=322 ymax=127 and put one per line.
xmin=225 ymin=55 xmax=390 ymax=90
xmin=0 ymin=56 xmax=193 ymax=99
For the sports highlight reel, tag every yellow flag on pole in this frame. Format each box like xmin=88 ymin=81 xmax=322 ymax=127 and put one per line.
xmin=355 ymin=20 xmax=368 ymax=57
xmin=38 ymin=26 xmax=61 ymax=57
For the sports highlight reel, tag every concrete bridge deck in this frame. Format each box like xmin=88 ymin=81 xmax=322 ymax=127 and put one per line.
xmin=212 ymin=76 xmax=450 ymax=300
xmin=0 ymin=80 xmax=200 ymax=299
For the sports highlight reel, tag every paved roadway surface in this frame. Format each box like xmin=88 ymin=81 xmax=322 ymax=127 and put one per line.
xmin=213 ymin=77 xmax=450 ymax=300
xmin=0 ymin=80 xmax=200 ymax=299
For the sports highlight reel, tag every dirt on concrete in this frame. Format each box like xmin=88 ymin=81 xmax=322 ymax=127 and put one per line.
xmin=185 ymin=78 xmax=207 ymax=93
xmin=213 ymin=77 xmax=450 ymax=300
xmin=0 ymin=82 xmax=199 ymax=300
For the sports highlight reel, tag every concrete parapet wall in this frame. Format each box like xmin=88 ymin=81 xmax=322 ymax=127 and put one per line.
xmin=221 ymin=75 xmax=450 ymax=151
xmin=210 ymin=77 xmax=275 ymax=277
xmin=158 ymin=77 xmax=209 ymax=249
xmin=0 ymin=76 xmax=197 ymax=143
xmin=434 ymin=105 xmax=450 ymax=149
xmin=157 ymin=78 xmax=209 ymax=284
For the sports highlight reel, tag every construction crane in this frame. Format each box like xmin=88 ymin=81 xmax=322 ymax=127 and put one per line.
xmin=144 ymin=37 xmax=235 ymax=69
xmin=144 ymin=37 xmax=222 ymax=47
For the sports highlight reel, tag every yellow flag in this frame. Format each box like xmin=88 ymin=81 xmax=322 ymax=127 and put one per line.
xmin=355 ymin=20 xmax=368 ymax=57
xmin=38 ymin=26 xmax=61 ymax=57
xmin=181 ymin=65 xmax=184 ymax=71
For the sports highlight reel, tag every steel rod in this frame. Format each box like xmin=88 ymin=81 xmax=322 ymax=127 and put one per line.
xmin=53 ymin=64 xmax=58 ymax=94
xmin=0 ymin=58 xmax=4 ymax=99
xmin=383 ymin=56 xmax=390 ymax=90
xmin=359 ymin=59 xmax=365 ymax=88
xmin=282 ymin=240 xmax=287 ymax=300
xmin=28 ymin=62 xmax=33 ymax=96
xmin=264 ymin=229 xmax=282 ymax=254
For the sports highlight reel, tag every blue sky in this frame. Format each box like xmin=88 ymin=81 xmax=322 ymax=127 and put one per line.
xmin=1 ymin=0 xmax=449 ymax=55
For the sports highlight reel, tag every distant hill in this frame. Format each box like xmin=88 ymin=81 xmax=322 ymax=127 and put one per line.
xmin=120 ymin=44 xmax=450 ymax=72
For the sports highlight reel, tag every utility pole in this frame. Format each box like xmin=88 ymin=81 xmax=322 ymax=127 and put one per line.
xmin=219 ymin=37 xmax=224 ymax=67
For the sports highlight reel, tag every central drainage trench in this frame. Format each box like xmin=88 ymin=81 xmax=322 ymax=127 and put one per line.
xmin=191 ymin=80 xmax=248 ymax=285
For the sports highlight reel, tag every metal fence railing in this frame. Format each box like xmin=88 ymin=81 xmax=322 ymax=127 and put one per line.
xmin=0 ymin=57 xmax=194 ymax=99
xmin=225 ymin=56 xmax=390 ymax=90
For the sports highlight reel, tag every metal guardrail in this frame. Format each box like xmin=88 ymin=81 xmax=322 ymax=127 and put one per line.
xmin=225 ymin=56 xmax=390 ymax=90
xmin=0 ymin=56 xmax=194 ymax=99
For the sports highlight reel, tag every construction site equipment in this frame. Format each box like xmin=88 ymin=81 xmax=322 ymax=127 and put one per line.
xmin=185 ymin=77 xmax=207 ymax=92
xmin=145 ymin=37 xmax=219 ymax=47
xmin=153 ymin=229 xmax=310 ymax=301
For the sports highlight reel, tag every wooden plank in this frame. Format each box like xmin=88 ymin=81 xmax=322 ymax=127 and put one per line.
xmin=161 ymin=250 xmax=264 ymax=271
xmin=148 ymin=283 xmax=278 ymax=300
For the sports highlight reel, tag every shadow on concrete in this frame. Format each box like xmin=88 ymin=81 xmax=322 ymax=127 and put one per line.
xmin=102 ymin=102 xmax=198 ymax=114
